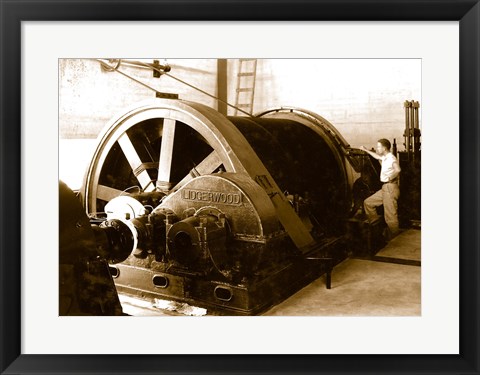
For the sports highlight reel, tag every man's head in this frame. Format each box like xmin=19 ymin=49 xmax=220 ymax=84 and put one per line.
xmin=376 ymin=138 xmax=391 ymax=155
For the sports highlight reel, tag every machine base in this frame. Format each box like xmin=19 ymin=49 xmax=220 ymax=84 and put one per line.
xmin=110 ymin=237 xmax=346 ymax=315
xmin=346 ymin=217 xmax=386 ymax=257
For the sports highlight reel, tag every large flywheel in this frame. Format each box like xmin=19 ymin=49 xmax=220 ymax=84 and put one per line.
xmin=80 ymin=98 xmax=318 ymax=250
xmin=81 ymin=99 xmax=252 ymax=216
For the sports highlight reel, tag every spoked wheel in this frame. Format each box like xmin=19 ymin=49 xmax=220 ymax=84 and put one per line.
xmin=81 ymin=99 xmax=251 ymax=217
xmin=81 ymin=99 xmax=335 ymax=249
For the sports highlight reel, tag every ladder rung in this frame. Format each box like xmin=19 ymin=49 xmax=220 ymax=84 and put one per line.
xmin=238 ymin=72 xmax=254 ymax=77
xmin=236 ymin=88 xmax=253 ymax=92
xmin=239 ymin=58 xmax=256 ymax=62
xmin=237 ymin=104 xmax=251 ymax=108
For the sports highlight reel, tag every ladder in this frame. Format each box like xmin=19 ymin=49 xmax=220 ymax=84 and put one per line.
xmin=234 ymin=59 xmax=257 ymax=116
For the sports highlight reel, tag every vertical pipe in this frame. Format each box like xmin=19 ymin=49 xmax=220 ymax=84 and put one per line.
xmin=412 ymin=102 xmax=417 ymax=153
xmin=409 ymin=100 xmax=414 ymax=154
xmin=410 ymin=100 xmax=417 ymax=162
xmin=404 ymin=100 xmax=411 ymax=156
xmin=414 ymin=101 xmax=420 ymax=153
xmin=411 ymin=100 xmax=416 ymax=145
xmin=217 ymin=59 xmax=228 ymax=116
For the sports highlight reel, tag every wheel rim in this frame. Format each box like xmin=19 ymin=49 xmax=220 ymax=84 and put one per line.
xmin=81 ymin=99 xmax=253 ymax=216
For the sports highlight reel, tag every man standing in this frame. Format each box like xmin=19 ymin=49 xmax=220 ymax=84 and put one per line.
xmin=360 ymin=139 xmax=401 ymax=240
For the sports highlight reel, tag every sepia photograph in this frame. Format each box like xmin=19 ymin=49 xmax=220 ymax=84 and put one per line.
xmin=2 ymin=2 xmax=477 ymax=372
xmin=59 ymin=58 xmax=421 ymax=317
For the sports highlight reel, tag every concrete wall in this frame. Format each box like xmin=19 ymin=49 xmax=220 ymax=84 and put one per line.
xmin=59 ymin=59 xmax=219 ymax=138
xmin=227 ymin=59 xmax=421 ymax=149
xmin=60 ymin=58 xmax=420 ymax=147
xmin=59 ymin=58 xmax=420 ymax=188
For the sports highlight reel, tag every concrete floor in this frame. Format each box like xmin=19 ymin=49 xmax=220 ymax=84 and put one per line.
xmin=376 ymin=228 xmax=421 ymax=261
xmin=265 ymin=228 xmax=421 ymax=316
xmin=120 ymin=229 xmax=421 ymax=317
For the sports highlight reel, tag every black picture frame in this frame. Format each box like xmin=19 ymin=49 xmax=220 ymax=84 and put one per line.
xmin=1 ymin=1 xmax=479 ymax=374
